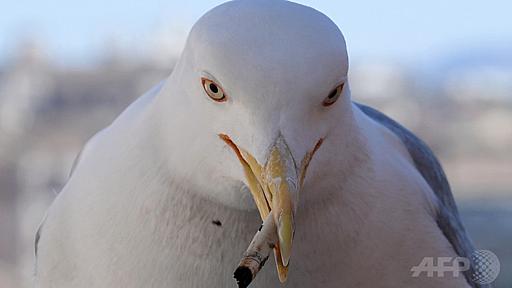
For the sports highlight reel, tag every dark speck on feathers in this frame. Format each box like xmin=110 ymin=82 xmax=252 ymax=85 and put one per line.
xmin=34 ymin=213 xmax=48 ymax=259
xmin=34 ymin=225 xmax=42 ymax=257
xmin=211 ymin=220 xmax=222 ymax=226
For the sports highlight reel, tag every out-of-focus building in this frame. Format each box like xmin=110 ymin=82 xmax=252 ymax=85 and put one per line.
xmin=350 ymin=61 xmax=421 ymax=128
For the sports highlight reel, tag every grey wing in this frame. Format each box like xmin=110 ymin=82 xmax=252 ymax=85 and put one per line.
xmin=356 ymin=103 xmax=487 ymax=288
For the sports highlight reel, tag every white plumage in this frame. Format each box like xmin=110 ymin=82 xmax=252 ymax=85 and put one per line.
xmin=35 ymin=1 xmax=475 ymax=287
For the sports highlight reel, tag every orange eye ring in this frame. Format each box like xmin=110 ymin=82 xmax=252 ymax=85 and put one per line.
xmin=322 ymin=83 xmax=344 ymax=107
xmin=202 ymin=77 xmax=227 ymax=102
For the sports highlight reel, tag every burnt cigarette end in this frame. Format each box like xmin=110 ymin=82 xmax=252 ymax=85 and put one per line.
xmin=234 ymin=266 xmax=253 ymax=288
xmin=234 ymin=213 xmax=277 ymax=287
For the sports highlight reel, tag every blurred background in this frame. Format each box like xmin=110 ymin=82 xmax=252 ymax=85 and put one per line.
xmin=0 ymin=0 xmax=511 ymax=287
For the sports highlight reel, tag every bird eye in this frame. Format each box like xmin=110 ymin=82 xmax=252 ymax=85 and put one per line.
xmin=202 ymin=78 xmax=226 ymax=102
xmin=322 ymin=83 xmax=344 ymax=107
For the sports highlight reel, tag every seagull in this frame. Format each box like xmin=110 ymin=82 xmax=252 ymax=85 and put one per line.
xmin=34 ymin=1 xmax=480 ymax=287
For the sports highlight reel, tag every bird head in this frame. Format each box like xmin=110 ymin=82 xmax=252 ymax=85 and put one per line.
xmin=157 ymin=0 xmax=351 ymax=282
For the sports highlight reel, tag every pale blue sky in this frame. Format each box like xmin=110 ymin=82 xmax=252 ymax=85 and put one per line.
xmin=0 ymin=0 xmax=511 ymax=67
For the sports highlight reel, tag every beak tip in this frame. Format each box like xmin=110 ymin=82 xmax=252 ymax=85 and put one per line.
xmin=281 ymin=253 xmax=290 ymax=267
xmin=276 ymin=210 xmax=294 ymax=268
xmin=277 ymin=232 xmax=292 ymax=267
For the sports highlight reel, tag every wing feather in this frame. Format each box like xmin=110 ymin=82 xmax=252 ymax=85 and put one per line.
xmin=357 ymin=103 xmax=487 ymax=287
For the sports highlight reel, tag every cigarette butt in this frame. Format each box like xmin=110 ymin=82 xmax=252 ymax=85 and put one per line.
xmin=234 ymin=212 xmax=278 ymax=288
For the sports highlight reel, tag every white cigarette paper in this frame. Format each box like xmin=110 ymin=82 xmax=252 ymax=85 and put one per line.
xmin=234 ymin=212 xmax=278 ymax=288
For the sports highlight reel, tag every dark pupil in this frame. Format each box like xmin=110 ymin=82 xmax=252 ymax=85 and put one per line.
xmin=209 ymin=83 xmax=219 ymax=93
xmin=328 ymin=88 xmax=338 ymax=99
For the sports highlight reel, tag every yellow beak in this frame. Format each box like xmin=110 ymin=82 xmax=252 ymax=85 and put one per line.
xmin=220 ymin=133 xmax=322 ymax=283
xmin=264 ymin=135 xmax=297 ymax=268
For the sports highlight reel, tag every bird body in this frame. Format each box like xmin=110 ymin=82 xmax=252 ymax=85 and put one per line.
xmin=35 ymin=1 xmax=475 ymax=287
xmin=35 ymin=95 xmax=470 ymax=287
